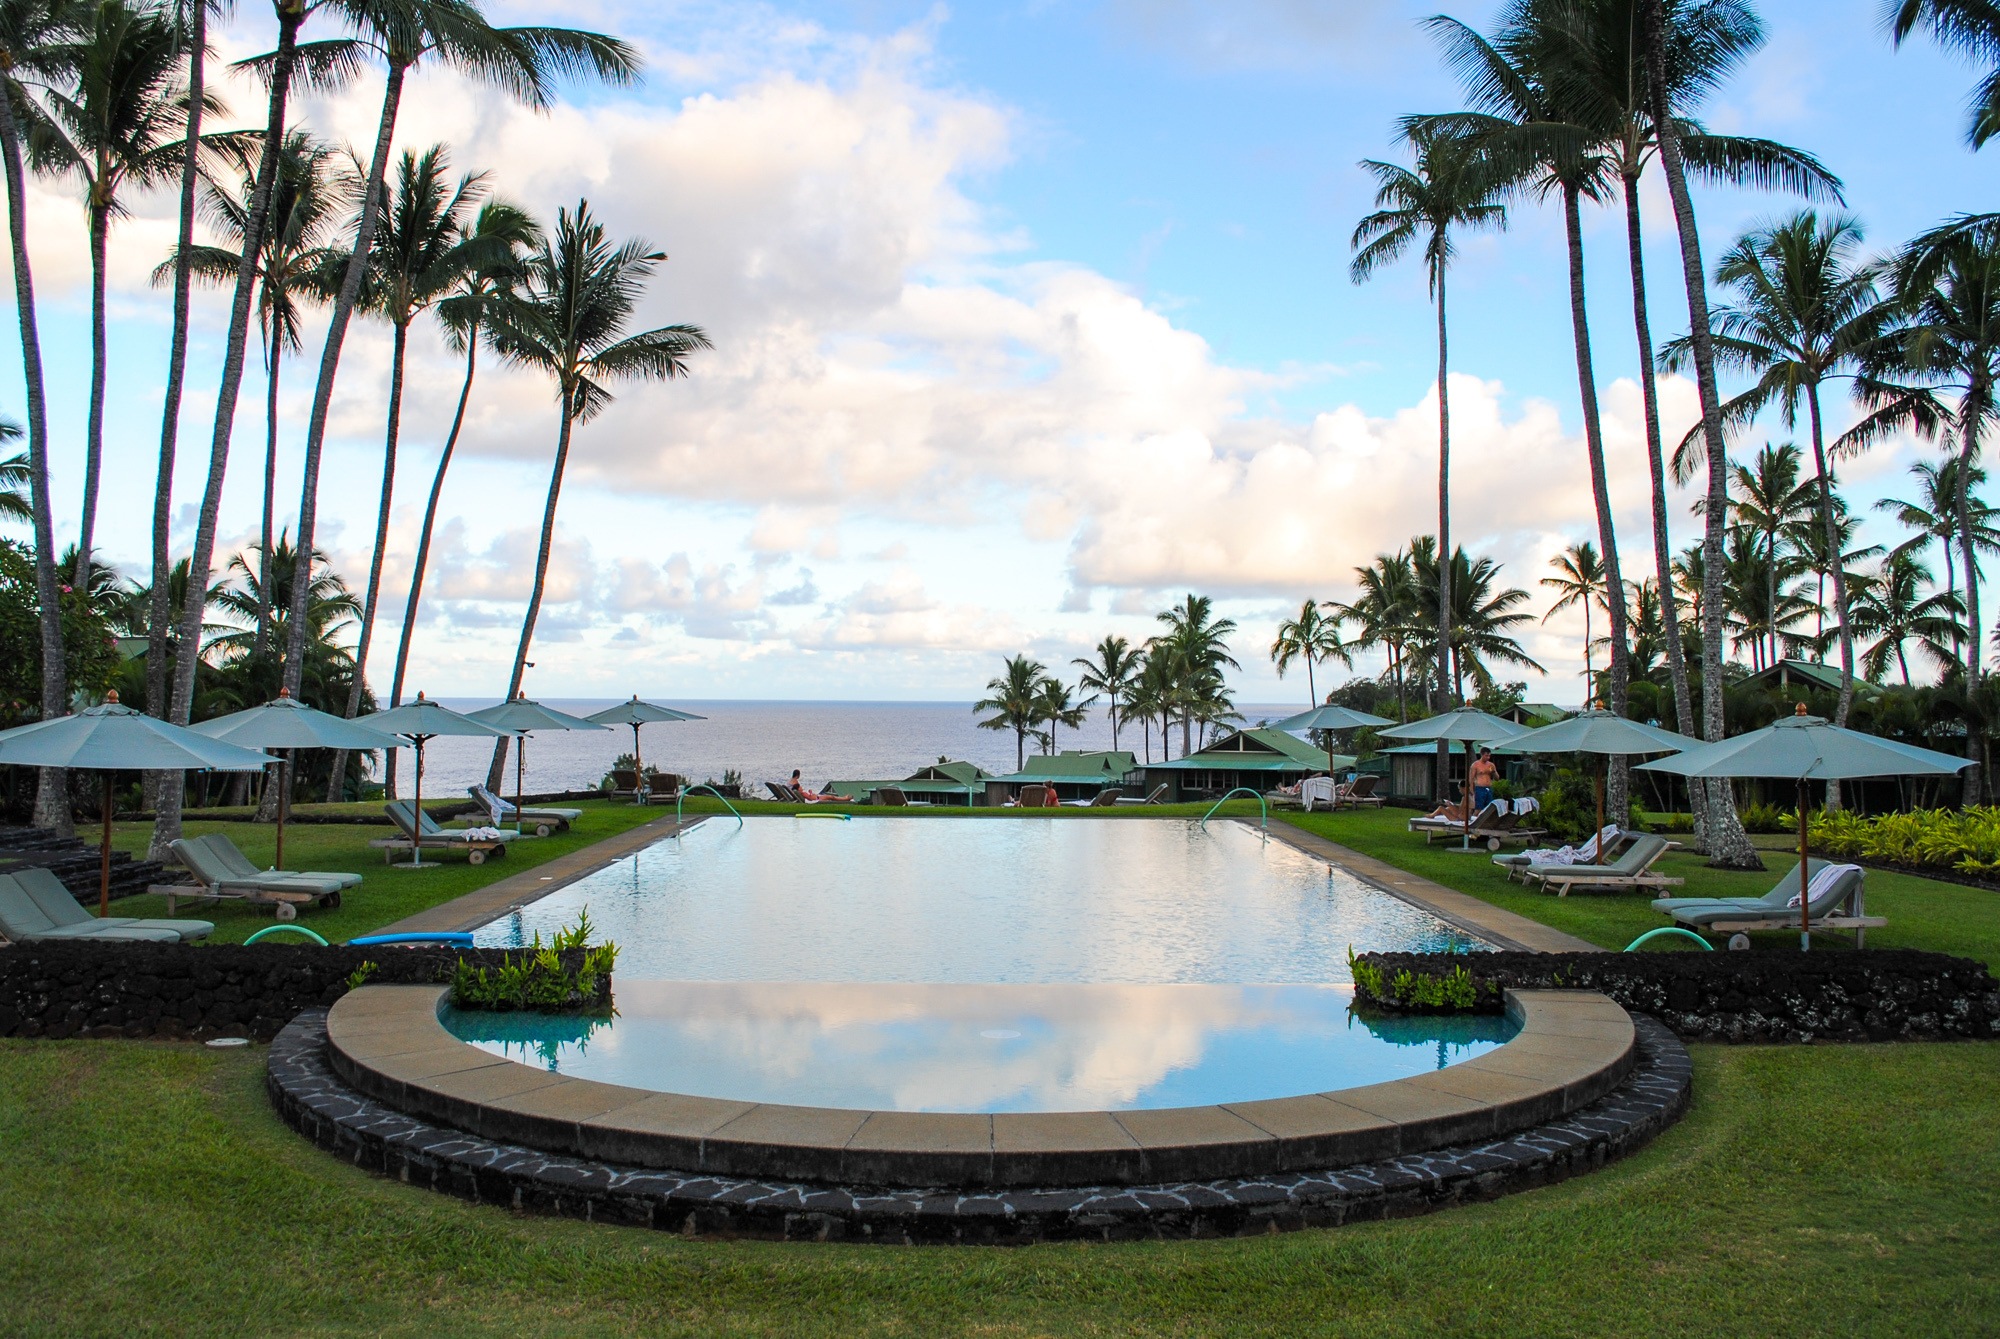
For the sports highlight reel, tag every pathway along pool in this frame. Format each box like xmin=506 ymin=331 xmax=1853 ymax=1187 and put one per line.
xmin=459 ymin=817 xmax=1510 ymax=1112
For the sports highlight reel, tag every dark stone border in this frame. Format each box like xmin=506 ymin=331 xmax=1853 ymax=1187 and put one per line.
xmin=267 ymin=1010 xmax=1692 ymax=1245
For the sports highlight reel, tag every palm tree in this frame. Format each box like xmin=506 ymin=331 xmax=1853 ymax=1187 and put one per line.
xmin=1541 ymin=540 xmax=1607 ymax=700
xmin=1073 ymin=634 xmax=1142 ymax=751
xmin=1877 ymin=457 xmax=2000 ymax=667
xmin=1332 ymin=549 xmax=1422 ymax=720
xmin=1350 ymin=120 xmax=1504 ymax=719
xmin=1636 ymin=0 xmax=1761 ymax=866
xmin=480 ymin=200 xmax=707 ymax=788
xmin=207 ymin=534 xmax=360 ymax=669
xmin=155 ymin=0 xmax=310 ymax=858
xmin=324 ymin=144 xmax=486 ymax=799
xmin=384 ymin=196 xmax=538 ymax=795
xmin=1661 ymin=212 xmax=1880 ymax=724
xmin=1845 ymin=229 xmax=2000 ymax=797
xmin=1154 ymin=593 xmax=1239 ymax=756
xmin=0 ymin=0 xmax=85 ymax=833
xmin=0 ymin=414 xmax=26 ymax=521
xmin=1269 ymin=598 xmax=1351 ymax=708
xmin=1720 ymin=443 xmax=1816 ymax=671
xmin=1420 ymin=7 xmax=1634 ymax=747
xmin=1847 ymin=551 xmax=1967 ymax=685
xmin=1553 ymin=0 xmax=1838 ymax=757
xmin=162 ymin=130 xmax=344 ymax=657
xmin=1033 ymin=678 xmax=1092 ymax=754
xmin=1887 ymin=0 xmax=2000 ymax=149
xmin=278 ymin=0 xmax=639 ymax=705
xmin=1411 ymin=541 xmax=1545 ymax=698
xmin=37 ymin=0 xmax=241 ymax=596
xmin=975 ymin=653 xmax=1048 ymax=771
xmin=1120 ymin=656 xmax=1168 ymax=763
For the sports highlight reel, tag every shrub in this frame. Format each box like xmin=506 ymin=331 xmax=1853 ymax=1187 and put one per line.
xmin=451 ymin=912 xmax=617 ymax=1014
xmin=1535 ymin=767 xmax=1600 ymax=840
xmin=1736 ymin=801 xmax=1794 ymax=834
xmin=1808 ymin=806 xmax=2000 ymax=875
xmin=1348 ymin=947 xmax=1501 ymax=1012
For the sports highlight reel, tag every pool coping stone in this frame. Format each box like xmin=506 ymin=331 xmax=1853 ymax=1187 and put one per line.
xmin=323 ymin=984 xmax=1635 ymax=1190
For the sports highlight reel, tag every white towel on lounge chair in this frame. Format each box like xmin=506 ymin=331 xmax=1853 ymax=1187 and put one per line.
xmin=1788 ymin=862 xmax=1862 ymax=908
xmin=1510 ymin=797 xmax=1540 ymax=816
xmin=463 ymin=825 xmax=504 ymax=840
xmin=1523 ymin=824 xmax=1617 ymax=866
xmin=1299 ymin=776 xmax=1340 ymax=810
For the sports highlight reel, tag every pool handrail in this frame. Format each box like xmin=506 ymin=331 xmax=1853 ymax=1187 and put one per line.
xmin=1200 ymin=786 xmax=1268 ymax=830
xmin=676 ymin=783 xmax=744 ymax=832
xmin=243 ymin=925 xmax=330 ymax=946
xmin=1623 ymin=927 xmax=1714 ymax=952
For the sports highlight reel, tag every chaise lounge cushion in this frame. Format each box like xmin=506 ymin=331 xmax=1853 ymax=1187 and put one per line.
xmin=195 ymin=834 xmax=362 ymax=891
xmin=13 ymin=867 xmax=212 ymax=942
xmin=0 ymin=874 xmax=183 ymax=943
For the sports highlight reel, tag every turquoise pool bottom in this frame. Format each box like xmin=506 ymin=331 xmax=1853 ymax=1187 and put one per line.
xmin=443 ymin=981 xmax=1519 ymax=1114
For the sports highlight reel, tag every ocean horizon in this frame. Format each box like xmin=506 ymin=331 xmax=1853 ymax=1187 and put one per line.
xmin=404 ymin=699 xmax=1313 ymax=800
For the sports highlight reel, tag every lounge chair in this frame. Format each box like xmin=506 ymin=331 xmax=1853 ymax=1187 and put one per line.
xmin=168 ymin=835 xmax=354 ymax=917
xmin=874 ymin=785 xmax=908 ymax=806
xmin=1289 ymin=776 xmax=1341 ymax=811
xmin=609 ymin=768 xmax=641 ymax=797
xmin=1114 ymin=783 xmax=1169 ymax=806
xmin=1409 ymin=799 xmax=1497 ymax=838
xmin=644 ymin=772 xmax=682 ymax=803
xmin=1011 ymin=784 xmax=1056 ymax=808
xmin=470 ymin=784 xmax=582 ymax=836
xmin=1652 ymin=860 xmax=1879 ymax=945
xmin=1494 ymin=825 xmax=1623 ymax=880
xmin=1342 ymin=775 xmax=1385 ymax=807
xmin=1062 ymin=787 xmax=1122 ymax=808
xmin=0 ymin=869 xmax=212 ymax=943
xmin=368 ymin=800 xmax=516 ymax=866
xmin=764 ymin=780 xmax=799 ymax=801
xmin=1522 ymin=833 xmax=1680 ymax=896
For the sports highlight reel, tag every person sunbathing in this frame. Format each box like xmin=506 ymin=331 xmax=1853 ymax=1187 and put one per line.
xmin=790 ymin=770 xmax=841 ymax=802
xmin=1425 ymin=793 xmax=1474 ymax=823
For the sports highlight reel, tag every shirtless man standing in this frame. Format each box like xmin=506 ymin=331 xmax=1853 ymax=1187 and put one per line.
xmin=1468 ymin=748 xmax=1499 ymax=814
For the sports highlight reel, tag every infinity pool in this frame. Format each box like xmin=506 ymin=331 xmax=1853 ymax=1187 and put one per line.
xmin=472 ymin=816 xmax=1487 ymax=983
xmin=462 ymin=817 xmax=1504 ymax=1110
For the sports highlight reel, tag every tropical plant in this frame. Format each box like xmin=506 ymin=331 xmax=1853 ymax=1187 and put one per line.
xmin=1269 ymin=598 xmax=1351 ymax=709
xmin=1664 ymin=211 xmax=1880 ymax=722
xmin=1153 ymin=593 xmax=1239 ymax=756
xmin=1722 ymin=443 xmax=1817 ymax=669
xmin=277 ymin=0 xmax=640 ymax=707
xmin=1848 ymin=551 xmax=1967 ymax=685
xmin=481 ymin=200 xmax=708 ymax=789
xmin=1351 ymin=119 xmax=1505 ymax=714
xmin=1886 ymin=0 xmax=2000 ymax=150
xmin=1331 ymin=549 xmax=1423 ymax=720
xmin=1033 ymin=677 xmax=1093 ymax=754
xmin=1408 ymin=538 xmax=1544 ymax=697
xmin=975 ymin=653 xmax=1049 ymax=771
xmin=1877 ymin=456 xmax=2000 ymax=669
xmin=1541 ymin=540 xmax=1607 ymax=699
xmin=1073 ymin=634 xmax=1142 ymax=750
xmin=206 ymin=533 xmax=360 ymax=671
xmin=0 ymin=414 xmax=25 ymax=521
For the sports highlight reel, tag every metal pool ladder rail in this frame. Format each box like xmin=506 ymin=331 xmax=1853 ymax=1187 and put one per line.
xmin=1200 ymin=786 xmax=1268 ymax=830
xmin=676 ymin=783 xmax=744 ymax=833
xmin=1623 ymin=927 xmax=1713 ymax=952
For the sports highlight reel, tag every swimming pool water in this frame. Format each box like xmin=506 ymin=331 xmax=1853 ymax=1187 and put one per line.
xmin=473 ymin=816 xmax=1487 ymax=984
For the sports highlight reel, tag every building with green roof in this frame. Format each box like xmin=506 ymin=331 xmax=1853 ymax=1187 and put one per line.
xmin=1138 ymin=728 xmax=1352 ymax=803
xmin=984 ymin=750 xmax=1139 ymax=804
xmin=824 ymin=760 xmax=996 ymax=806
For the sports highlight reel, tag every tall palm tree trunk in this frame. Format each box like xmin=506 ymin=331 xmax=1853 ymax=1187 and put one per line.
xmin=75 ymin=193 xmax=110 ymax=596
xmin=327 ymin=320 xmax=408 ymax=800
xmin=1955 ymin=391 xmax=1985 ymax=802
xmin=1562 ymin=184 xmax=1631 ymax=815
xmin=487 ymin=394 xmax=576 ymax=791
xmin=146 ymin=0 xmax=206 ymax=823
xmin=254 ymin=320 xmax=281 ymax=658
xmin=0 ymin=69 xmax=71 ymax=834
xmin=154 ymin=5 xmax=301 ymax=860
xmin=1434 ymin=266 xmax=1453 ymax=793
xmin=1620 ymin=171 xmax=1702 ymax=834
xmin=280 ymin=62 xmax=404 ymax=700
xmin=386 ymin=333 xmax=478 ymax=799
xmin=1641 ymin=0 xmax=1760 ymax=867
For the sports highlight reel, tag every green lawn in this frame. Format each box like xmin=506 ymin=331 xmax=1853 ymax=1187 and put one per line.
xmin=1279 ymin=805 xmax=2000 ymax=966
xmin=0 ymin=1037 xmax=1992 ymax=1336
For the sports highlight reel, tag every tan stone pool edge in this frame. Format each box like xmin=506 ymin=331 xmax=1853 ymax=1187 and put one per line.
xmin=325 ymin=984 xmax=1636 ymax=1190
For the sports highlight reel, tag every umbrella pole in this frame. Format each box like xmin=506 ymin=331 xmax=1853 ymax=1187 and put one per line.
xmin=410 ymin=737 xmax=425 ymax=868
xmin=1595 ymin=768 xmax=1606 ymax=848
xmin=516 ymin=732 xmax=527 ymax=834
xmin=1799 ymin=778 xmax=1811 ymax=950
xmin=632 ymin=723 xmax=643 ymax=805
xmin=99 ymin=771 xmax=112 ymax=918
xmin=277 ymin=753 xmax=289 ymax=872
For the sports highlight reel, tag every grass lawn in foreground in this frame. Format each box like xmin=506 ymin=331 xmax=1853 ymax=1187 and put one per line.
xmin=102 ymin=799 xmax=672 ymax=943
xmin=0 ymin=1037 xmax=1992 ymax=1337
xmin=1276 ymin=805 xmax=2000 ymax=966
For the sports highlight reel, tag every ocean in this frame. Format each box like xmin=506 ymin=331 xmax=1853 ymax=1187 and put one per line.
xmin=406 ymin=699 xmax=1310 ymax=800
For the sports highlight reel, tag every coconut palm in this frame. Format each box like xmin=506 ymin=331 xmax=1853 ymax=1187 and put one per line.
xmin=1350 ymin=121 xmax=1504 ymax=718
xmin=1787 ymin=494 xmax=1882 ymax=659
xmin=1410 ymin=540 xmax=1544 ymax=699
xmin=1845 ymin=229 xmax=2000 ymax=795
xmin=277 ymin=0 xmax=640 ymax=705
xmin=160 ymin=130 xmax=344 ymax=657
xmin=1634 ymin=0 xmax=1761 ymax=866
xmin=36 ymin=0 xmax=243 ymax=596
xmin=1153 ymin=593 xmax=1239 ymax=757
xmin=1332 ymin=550 xmax=1423 ymax=721
xmin=1877 ymin=457 xmax=2000 ymax=667
xmin=0 ymin=414 xmax=25 ymax=521
xmin=1886 ymin=0 xmax=2000 ymax=149
xmin=479 ymin=200 xmax=707 ymax=788
xmin=1541 ymin=540 xmax=1608 ymax=699
xmin=1660 ymin=212 xmax=1882 ymax=723
xmin=1549 ymin=0 xmax=1839 ymax=755
xmin=384 ymin=195 xmax=538 ymax=796
xmin=1847 ymin=552 xmax=1967 ymax=685
xmin=1033 ymin=678 xmax=1093 ymax=755
xmin=1073 ymin=634 xmax=1142 ymax=751
xmin=207 ymin=533 xmax=359 ymax=667
xmin=975 ymin=653 xmax=1049 ymax=771
xmin=1720 ymin=443 xmax=1817 ymax=671
xmin=1269 ymin=599 xmax=1351 ymax=708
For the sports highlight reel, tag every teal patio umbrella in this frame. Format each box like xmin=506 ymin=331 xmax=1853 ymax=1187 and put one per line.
xmin=192 ymin=688 xmax=399 ymax=871
xmin=1379 ymin=707 xmax=1528 ymax=808
xmin=1270 ymin=703 xmax=1393 ymax=772
xmin=468 ymin=695 xmax=607 ymax=832
xmin=1505 ymin=709 xmax=1700 ymax=842
xmin=359 ymin=694 xmax=507 ymax=867
xmin=0 ymin=692 xmax=274 ymax=915
xmin=1639 ymin=705 xmax=1969 ymax=945
xmin=583 ymin=696 xmax=705 ymax=801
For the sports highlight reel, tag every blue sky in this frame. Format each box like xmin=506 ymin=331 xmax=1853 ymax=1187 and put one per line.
xmin=5 ymin=0 xmax=1995 ymax=705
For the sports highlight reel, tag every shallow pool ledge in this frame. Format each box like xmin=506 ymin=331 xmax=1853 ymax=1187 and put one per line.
xmin=324 ymin=985 xmax=1636 ymax=1190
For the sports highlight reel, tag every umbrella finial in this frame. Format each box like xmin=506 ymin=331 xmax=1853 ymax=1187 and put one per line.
xmin=278 ymin=687 xmax=291 ymax=699
xmin=105 ymin=689 xmax=119 ymax=704
xmin=1795 ymin=701 xmax=1810 ymax=716
xmin=516 ymin=690 xmax=527 ymax=701
xmin=416 ymin=691 xmax=428 ymax=702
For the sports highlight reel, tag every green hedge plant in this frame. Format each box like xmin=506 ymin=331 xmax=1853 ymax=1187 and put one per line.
xmin=451 ymin=912 xmax=618 ymax=1014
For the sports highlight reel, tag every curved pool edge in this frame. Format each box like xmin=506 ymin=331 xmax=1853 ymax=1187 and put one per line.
xmin=322 ymin=984 xmax=1636 ymax=1190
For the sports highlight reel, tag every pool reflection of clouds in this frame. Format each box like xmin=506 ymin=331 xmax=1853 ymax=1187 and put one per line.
xmin=448 ymin=982 xmax=1516 ymax=1112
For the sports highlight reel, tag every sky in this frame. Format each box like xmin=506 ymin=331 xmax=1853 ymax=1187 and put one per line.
xmin=4 ymin=0 xmax=1997 ymax=706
